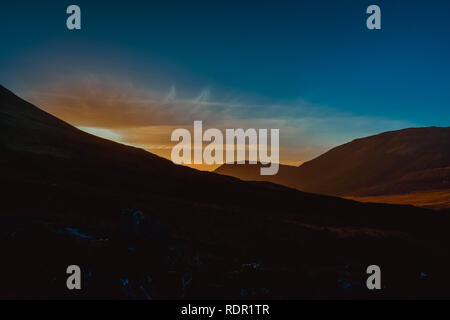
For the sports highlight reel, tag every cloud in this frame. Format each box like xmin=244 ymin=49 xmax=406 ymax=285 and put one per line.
xmin=25 ymin=75 xmax=414 ymax=167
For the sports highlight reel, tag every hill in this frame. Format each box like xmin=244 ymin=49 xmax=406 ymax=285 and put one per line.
xmin=216 ymin=127 xmax=450 ymax=208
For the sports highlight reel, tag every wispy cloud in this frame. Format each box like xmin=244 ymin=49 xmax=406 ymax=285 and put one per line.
xmin=25 ymin=75 xmax=414 ymax=167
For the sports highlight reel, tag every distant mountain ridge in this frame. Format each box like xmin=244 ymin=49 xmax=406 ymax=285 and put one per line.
xmin=216 ymin=127 xmax=450 ymax=198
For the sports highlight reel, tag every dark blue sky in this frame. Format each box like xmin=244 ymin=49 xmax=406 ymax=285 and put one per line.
xmin=0 ymin=1 xmax=449 ymax=148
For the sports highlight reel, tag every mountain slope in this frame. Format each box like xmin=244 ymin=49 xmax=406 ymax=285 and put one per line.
xmin=0 ymin=84 xmax=250 ymax=213
xmin=216 ymin=127 xmax=450 ymax=200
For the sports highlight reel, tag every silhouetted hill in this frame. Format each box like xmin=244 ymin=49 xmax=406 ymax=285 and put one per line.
xmin=216 ymin=127 xmax=450 ymax=199
xmin=2 ymin=84 xmax=450 ymax=299
xmin=0 ymin=84 xmax=250 ymax=214
xmin=215 ymin=162 xmax=298 ymax=185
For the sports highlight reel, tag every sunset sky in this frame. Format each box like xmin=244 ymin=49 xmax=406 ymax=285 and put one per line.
xmin=1 ymin=0 xmax=449 ymax=170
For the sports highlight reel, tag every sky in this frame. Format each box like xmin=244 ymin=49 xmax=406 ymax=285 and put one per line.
xmin=0 ymin=0 xmax=449 ymax=169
